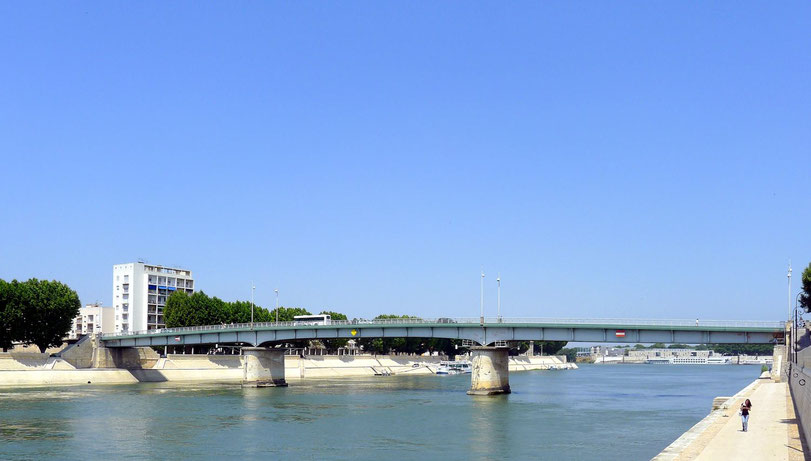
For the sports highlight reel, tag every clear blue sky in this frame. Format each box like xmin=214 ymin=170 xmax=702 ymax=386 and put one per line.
xmin=1 ymin=2 xmax=808 ymax=321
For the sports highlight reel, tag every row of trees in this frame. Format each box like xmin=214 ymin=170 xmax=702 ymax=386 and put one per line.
xmin=0 ymin=279 xmax=81 ymax=352
xmin=164 ymin=291 xmax=312 ymax=328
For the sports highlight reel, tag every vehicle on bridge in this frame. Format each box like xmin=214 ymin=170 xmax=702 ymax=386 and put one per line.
xmin=293 ymin=314 xmax=331 ymax=326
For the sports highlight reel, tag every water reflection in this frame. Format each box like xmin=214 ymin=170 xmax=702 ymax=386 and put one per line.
xmin=467 ymin=395 xmax=511 ymax=461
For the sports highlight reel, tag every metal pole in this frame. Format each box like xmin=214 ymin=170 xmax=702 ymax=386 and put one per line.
xmin=251 ymin=282 xmax=255 ymax=329
xmin=480 ymin=270 xmax=485 ymax=325
xmin=788 ymin=261 xmax=792 ymax=324
xmin=497 ymin=274 xmax=501 ymax=322
xmin=275 ymin=288 xmax=279 ymax=323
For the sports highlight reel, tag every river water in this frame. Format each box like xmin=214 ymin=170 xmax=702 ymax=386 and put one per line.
xmin=0 ymin=364 xmax=761 ymax=460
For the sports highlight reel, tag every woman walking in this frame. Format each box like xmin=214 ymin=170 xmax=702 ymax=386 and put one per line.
xmin=740 ymin=398 xmax=752 ymax=432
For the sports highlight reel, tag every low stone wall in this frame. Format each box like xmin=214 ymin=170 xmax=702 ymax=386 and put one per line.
xmin=160 ymin=354 xmax=243 ymax=369
xmin=0 ymin=369 xmax=139 ymax=386
xmin=57 ymin=336 xmax=93 ymax=368
xmin=772 ymin=345 xmax=786 ymax=382
xmin=0 ymin=353 xmax=75 ymax=371
xmin=94 ymin=346 xmax=160 ymax=369
xmin=0 ymin=353 xmax=578 ymax=387
xmin=508 ymin=355 xmax=575 ymax=371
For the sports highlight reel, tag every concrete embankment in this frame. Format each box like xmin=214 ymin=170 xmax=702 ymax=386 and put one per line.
xmin=0 ymin=353 xmax=573 ymax=387
xmin=653 ymin=371 xmax=805 ymax=461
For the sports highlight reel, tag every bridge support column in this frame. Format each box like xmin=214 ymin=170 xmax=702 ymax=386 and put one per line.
xmin=467 ymin=346 xmax=511 ymax=396
xmin=242 ymin=347 xmax=287 ymax=388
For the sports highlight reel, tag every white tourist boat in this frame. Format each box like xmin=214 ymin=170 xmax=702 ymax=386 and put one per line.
xmin=436 ymin=361 xmax=472 ymax=375
xmin=645 ymin=356 xmax=730 ymax=365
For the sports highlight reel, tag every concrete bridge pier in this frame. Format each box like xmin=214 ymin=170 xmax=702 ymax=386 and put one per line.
xmin=242 ymin=347 xmax=287 ymax=388
xmin=467 ymin=346 xmax=511 ymax=396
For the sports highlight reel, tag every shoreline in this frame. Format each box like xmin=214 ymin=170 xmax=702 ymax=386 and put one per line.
xmin=0 ymin=353 xmax=575 ymax=387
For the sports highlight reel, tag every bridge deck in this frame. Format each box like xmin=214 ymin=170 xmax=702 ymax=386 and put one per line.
xmin=100 ymin=318 xmax=785 ymax=348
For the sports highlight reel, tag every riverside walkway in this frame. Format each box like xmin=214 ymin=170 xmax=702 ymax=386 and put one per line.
xmin=654 ymin=376 xmax=805 ymax=460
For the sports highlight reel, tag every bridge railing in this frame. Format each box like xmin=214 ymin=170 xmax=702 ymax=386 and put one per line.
xmin=99 ymin=317 xmax=785 ymax=340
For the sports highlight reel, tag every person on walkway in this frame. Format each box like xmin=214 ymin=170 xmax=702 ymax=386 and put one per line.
xmin=740 ymin=398 xmax=752 ymax=432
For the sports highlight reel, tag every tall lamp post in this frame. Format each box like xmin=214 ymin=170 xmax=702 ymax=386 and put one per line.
xmin=275 ymin=288 xmax=279 ymax=323
xmin=480 ymin=270 xmax=485 ymax=326
xmin=251 ymin=282 xmax=255 ymax=329
xmin=788 ymin=262 xmax=792 ymax=324
xmin=497 ymin=274 xmax=502 ymax=323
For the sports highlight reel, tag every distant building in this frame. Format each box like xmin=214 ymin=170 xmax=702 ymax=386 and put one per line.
xmin=575 ymin=347 xmax=592 ymax=358
xmin=591 ymin=346 xmax=625 ymax=357
xmin=112 ymin=262 xmax=194 ymax=333
xmin=69 ymin=303 xmax=114 ymax=339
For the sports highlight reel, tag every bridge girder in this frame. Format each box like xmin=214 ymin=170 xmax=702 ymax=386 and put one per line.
xmin=101 ymin=324 xmax=782 ymax=348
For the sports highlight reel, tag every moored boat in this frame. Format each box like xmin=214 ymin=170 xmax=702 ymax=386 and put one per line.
xmin=436 ymin=360 xmax=472 ymax=375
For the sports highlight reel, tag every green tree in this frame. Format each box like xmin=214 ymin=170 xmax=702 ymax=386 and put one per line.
xmin=165 ymin=291 xmax=277 ymax=327
xmin=320 ymin=311 xmax=348 ymax=349
xmin=164 ymin=291 xmax=196 ymax=327
xmin=320 ymin=311 xmax=347 ymax=321
xmin=705 ymin=344 xmax=774 ymax=356
xmin=539 ymin=341 xmax=567 ymax=355
xmin=269 ymin=306 xmax=312 ymax=322
xmin=0 ymin=280 xmax=23 ymax=351
xmin=224 ymin=300 xmax=254 ymax=323
xmin=800 ymin=262 xmax=811 ymax=313
xmin=17 ymin=279 xmax=80 ymax=353
xmin=356 ymin=314 xmax=418 ymax=353
xmin=559 ymin=347 xmax=578 ymax=363
xmin=510 ymin=341 xmax=567 ymax=356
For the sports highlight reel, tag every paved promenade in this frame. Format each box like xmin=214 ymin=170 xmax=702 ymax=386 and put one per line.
xmin=655 ymin=376 xmax=805 ymax=461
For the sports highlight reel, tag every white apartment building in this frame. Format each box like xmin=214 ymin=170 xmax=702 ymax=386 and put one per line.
xmin=112 ymin=262 xmax=194 ymax=333
xmin=69 ymin=303 xmax=115 ymax=339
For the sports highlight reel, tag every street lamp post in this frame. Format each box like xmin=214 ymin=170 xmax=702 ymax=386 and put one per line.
xmin=251 ymin=282 xmax=255 ymax=329
xmin=275 ymin=288 xmax=279 ymax=323
xmin=480 ymin=270 xmax=485 ymax=325
xmin=788 ymin=262 xmax=792 ymax=324
xmin=497 ymin=274 xmax=501 ymax=323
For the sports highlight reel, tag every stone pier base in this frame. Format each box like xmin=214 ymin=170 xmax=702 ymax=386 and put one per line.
xmin=467 ymin=346 xmax=511 ymax=396
xmin=242 ymin=347 xmax=287 ymax=388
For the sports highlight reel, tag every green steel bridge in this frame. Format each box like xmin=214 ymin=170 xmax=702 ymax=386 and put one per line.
xmin=99 ymin=317 xmax=786 ymax=348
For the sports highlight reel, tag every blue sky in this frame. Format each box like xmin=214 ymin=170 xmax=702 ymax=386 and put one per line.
xmin=1 ymin=2 xmax=809 ymax=321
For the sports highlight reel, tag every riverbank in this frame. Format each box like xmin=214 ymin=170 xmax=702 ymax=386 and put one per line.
xmin=0 ymin=353 xmax=574 ymax=387
xmin=653 ymin=372 xmax=805 ymax=460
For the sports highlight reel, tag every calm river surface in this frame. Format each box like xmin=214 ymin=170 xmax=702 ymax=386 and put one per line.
xmin=0 ymin=364 xmax=761 ymax=460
